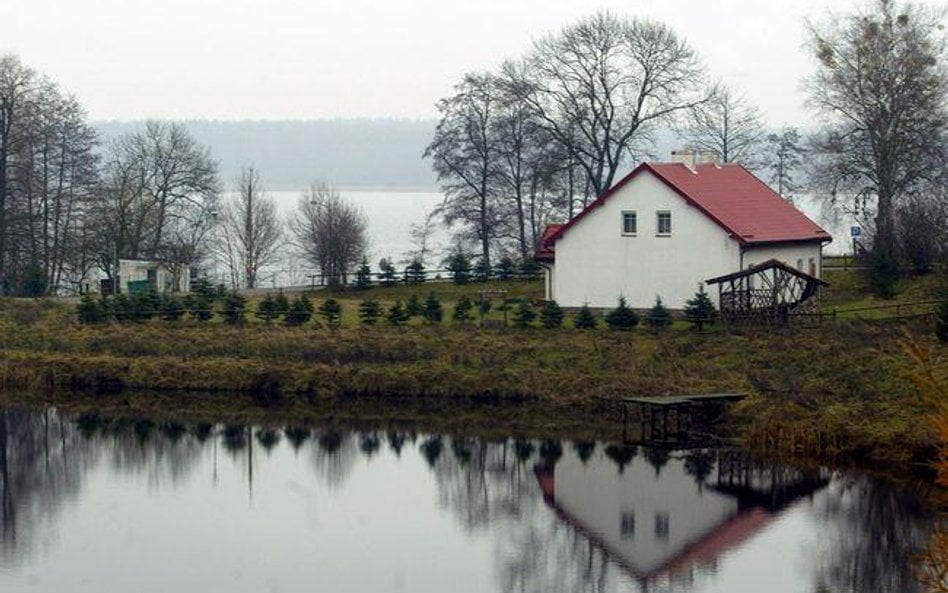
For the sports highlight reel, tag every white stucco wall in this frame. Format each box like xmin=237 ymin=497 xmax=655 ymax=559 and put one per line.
xmin=743 ymin=242 xmax=824 ymax=278
xmin=551 ymin=172 xmax=741 ymax=309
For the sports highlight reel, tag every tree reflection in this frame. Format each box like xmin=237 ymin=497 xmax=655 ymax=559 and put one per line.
xmin=310 ymin=429 xmax=357 ymax=489
xmin=811 ymin=476 xmax=934 ymax=593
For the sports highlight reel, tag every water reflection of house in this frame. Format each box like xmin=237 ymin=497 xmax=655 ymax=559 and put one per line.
xmin=534 ymin=449 xmax=828 ymax=583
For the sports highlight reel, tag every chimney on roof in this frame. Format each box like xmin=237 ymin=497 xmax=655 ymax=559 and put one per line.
xmin=671 ymin=149 xmax=721 ymax=171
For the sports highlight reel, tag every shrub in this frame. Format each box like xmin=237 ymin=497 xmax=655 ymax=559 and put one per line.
xmin=869 ymin=249 xmax=899 ymax=299
xmin=355 ymin=257 xmax=373 ymax=290
xmin=684 ymin=285 xmax=716 ymax=331
xmin=192 ymin=277 xmax=217 ymax=300
xmin=423 ymin=292 xmax=443 ymax=324
xmin=405 ymin=259 xmax=426 ymax=284
xmin=359 ymin=299 xmax=382 ymax=325
xmin=512 ymin=300 xmax=536 ymax=328
xmin=387 ymin=300 xmax=410 ymax=326
xmin=574 ymin=304 xmax=597 ymax=329
xmin=318 ymin=298 xmax=343 ymax=327
xmin=285 ymin=294 xmax=313 ymax=326
xmin=256 ymin=294 xmax=280 ymax=324
xmin=937 ymin=300 xmax=948 ymax=344
xmin=112 ymin=293 xmax=132 ymax=322
xmin=446 ymin=250 xmax=472 ymax=285
xmin=159 ymin=293 xmax=186 ymax=322
xmin=605 ymin=296 xmax=639 ymax=330
xmin=129 ymin=289 xmax=160 ymax=322
xmin=77 ymin=294 xmax=108 ymax=324
xmin=539 ymin=300 xmax=564 ymax=329
xmin=221 ymin=291 xmax=247 ymax=324
xmin=647 ymin=296 xmax=672 ymax=330
xmin=453 ymin=295 xmax=474 ymax=324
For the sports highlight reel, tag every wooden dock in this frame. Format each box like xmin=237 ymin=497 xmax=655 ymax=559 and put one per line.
xmin=621 ymin=393 xmax=746 ymax=444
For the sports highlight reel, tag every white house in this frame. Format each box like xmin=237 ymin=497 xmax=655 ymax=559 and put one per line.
xmin=78 ymin=259 xmax=191 ymax=294
xmin=536 ymin=154 xmax=832 ymax=309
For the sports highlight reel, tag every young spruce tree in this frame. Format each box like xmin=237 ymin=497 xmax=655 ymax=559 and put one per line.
xmin=574 ymin=304 xmax=598 ymax=329
xmin=539 ymin=300 xmax=564 ymax=329
xmin=423 ymin=292 xmax=443 ymax=324
xmin=318 ymin=298 xmax=343 ymax=327
xmin=647 ymin=296 xmax=672 ymax=330
xmin=684 ymin=285 xmax=716 ymax=331
xmin=359 ymin=299 xmax=382 ymax=325
xmin=605 ymin=296 xmax=639 ymax=330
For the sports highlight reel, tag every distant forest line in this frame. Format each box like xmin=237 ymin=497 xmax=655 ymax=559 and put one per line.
xmin=93 ymin=119 xmax=441 ymax=190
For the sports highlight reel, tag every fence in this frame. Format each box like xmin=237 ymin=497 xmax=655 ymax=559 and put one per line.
xmin=790 ymin=299 xmax=946 ymax=325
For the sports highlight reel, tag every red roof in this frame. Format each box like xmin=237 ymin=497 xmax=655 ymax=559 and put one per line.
xmin=545 ymin=162 xmax=831 ymax=251
xmin=535 ymin=224 xmax=562 ymax=263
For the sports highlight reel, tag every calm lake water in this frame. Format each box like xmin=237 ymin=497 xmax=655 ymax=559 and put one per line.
xmin=0 ymin=407 xmax=934 ymax=593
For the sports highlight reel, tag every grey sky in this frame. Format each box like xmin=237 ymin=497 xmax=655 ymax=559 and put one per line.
xmin=7 ymin=0 xmax=828 ymax=125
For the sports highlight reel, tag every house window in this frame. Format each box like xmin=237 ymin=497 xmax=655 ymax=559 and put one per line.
xmin=622 ymin=211 xmax=637 ymax=235
xmin=655 ymin=512 xmax=670 ymax=541
xmin=809 ymin=258 xmax=817 ymax=276
xmin=620 ymin=512 xmax=635 ymax=540
xmin=657 ymin=211 xmax=672 ymax=236
xmin=797 ymin=258 xmax=804 ymax=271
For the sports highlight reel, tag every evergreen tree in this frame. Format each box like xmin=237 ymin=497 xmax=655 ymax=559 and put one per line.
xmin=129 ymin=289 xmax=160 ymax=322
xmin=355 ymin=257 xmax=373 ymax=290
xmin=574 ymin=304 xmax=597 ymax=329
xmin=518 ymin=259 xmax=541 ymax=280
xmin=495 ymin=256 xmax=515 ymax=280
xmin=221 ymin=291 xmax=247 ymax=324
xmin=192 ymin=277 xmax=217 ymax=301
xmin=512 ymin=299 xmax=536 ymax=328
xmin=256 ymin=294 xmax=280 ymax=324
xmin=359 ymin=299 xmax=382 ymax=325
xmin=446 ymin=250 xmax=472 ymax=285
xmin=605 ymin=296 xmax=639 ymax=330
xmin=453 ymin=295 xmax=474 ymax=324
xmin=539 ymin=300 xmax=564 ymax=329
xmin=474 ymin=258 xmax=491 ymax=282
xmin=186 ymin=292 xmax=214 ymax=322
xmin=318 ymin=298 xmax=343 ymax=327
xmin=406 ymin=294 xmax=424 ymax=317
xmin=684 ymin=285 xmax=716 ymax=331
xmin=870 ymin=249 xmax=899 ymax=299
xmin=423 ymin=292 xmax=443 ymax=324
xmin=273 ymin=291 xmax=290 ymax=317
xmin=112 ymin=293 xmax=132 ymax=323
xmin=378 ymin=258 xmax=398 ymax=286
xmin=647 ymin=296 xmax=672 ymax=330
xmin=285 ymin=294 xmax=314 ymax=326
xmin=159 ymin=293 xmax=186 ymax=322
xmin=387 ymin=299 xmax=410 ymax=326
xmin=405 ymin=259 xmax=426 ymax=284
xmin=77 ymin=294 xmax=107 ymax=324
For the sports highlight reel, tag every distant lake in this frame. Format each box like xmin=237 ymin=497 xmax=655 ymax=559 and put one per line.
xmin=224 ymin=189 xmax=450 ymax=287
xmin=0 ymin=406 xmax=934 ymax=593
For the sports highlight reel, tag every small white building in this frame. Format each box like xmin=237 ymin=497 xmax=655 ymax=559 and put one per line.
xmin=79 ymin=259 xmax=191 ymax=294
xmin=536 ymin=155 xmax=832 ymax=309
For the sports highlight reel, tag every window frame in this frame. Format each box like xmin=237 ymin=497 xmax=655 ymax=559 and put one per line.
xmin=621 ymin=211 xmax=638 ymax=236
xmin=656 ymin=210 xmax=672 ymax=236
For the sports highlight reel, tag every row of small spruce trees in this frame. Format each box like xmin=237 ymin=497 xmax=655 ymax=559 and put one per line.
xmin=78 ymin=282 xmax=719 ymax=330
xmin=355 ymin=253 xmax=542 ymax=288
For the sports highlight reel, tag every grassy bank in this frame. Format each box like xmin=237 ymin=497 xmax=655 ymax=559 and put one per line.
xmin=0 ymin=273 xmax=945 ymax=465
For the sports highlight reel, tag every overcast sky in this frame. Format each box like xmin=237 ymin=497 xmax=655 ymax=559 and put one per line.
xmin=6 ymin=0 xmax=831 ymax=125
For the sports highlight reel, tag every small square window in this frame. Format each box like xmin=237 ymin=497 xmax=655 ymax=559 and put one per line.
xmin=620 ymin=512 xmax=635 ymax=539
xmin=655 ymin=512 xmax=670 ymax=541
xmin=622 ymin=211 xmax=637 ymax=235
xmin=657 ymin=211 xmax=672 ymax=236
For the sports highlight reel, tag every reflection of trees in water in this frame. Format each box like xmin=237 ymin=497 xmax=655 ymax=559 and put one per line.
xmin=101 ymin=418 xmax=207 ymax=488
xmin=811 ymin=476 xmax=933 ymax=593
xmin=0 ymin=408 xmax=99 ymax=565
xmin=310 ymin=429 xmax=358 ymax=490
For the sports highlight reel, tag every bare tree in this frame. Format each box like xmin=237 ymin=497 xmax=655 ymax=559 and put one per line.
xmin=425 ymin=72 xmax=501 ymax=268
xmin=0 ymin=55 xmax=34 ymax=293
xmin=680 ymin=85 xmax=765 ymax=165
xmin=761 ymin=127 xmax=805 ymax=202
xmin=805 ymin=0 xmax=948 ymax=259
xmin=290 ymin=183 xmax=367 ymax=286
xmin=217 ymin=167 xmax=282 ymax=289
xmin=510 ymin=12 xmax=709 ymax=196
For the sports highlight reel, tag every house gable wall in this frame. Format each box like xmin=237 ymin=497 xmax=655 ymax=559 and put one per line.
xmin=551 ymin=172 xmax=740 ymax=309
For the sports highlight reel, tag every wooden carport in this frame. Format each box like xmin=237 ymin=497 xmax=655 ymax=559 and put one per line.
xmin=705 ymin=259 xmax=827 ymax=325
